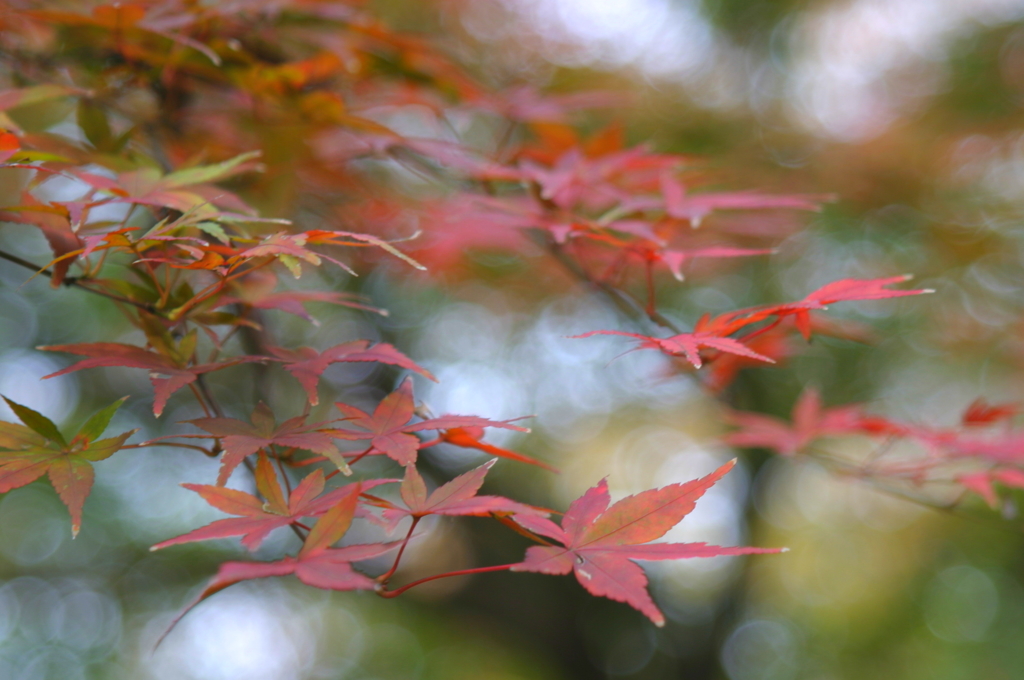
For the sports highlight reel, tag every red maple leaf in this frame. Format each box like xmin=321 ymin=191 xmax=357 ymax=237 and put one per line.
xmin=510 ymin=460 xmax=783 ymax=626
xmin=703 ymin=328 xmax=795 ymax=393
xmin=0 ymin=192 xmax=83 ymax=286
xmin=0 ymin=130 xmax=17 ymax=163
xmin=723 ymin=388 xmax=865 ymax=455
xmin=0 ymin=397 xmax=135 ymax=536
xmin=160 ymin=482 xmax=398 ymax=643
xmin=697 ymin=275 xmax=933 ymax=340
xmin=378 ymin=459 xmax=547 ymax=530
xmin=958 ymin=469 xmax=1024 ymax=508
xmin=434 ymin=426 xmax=557 ymax=472
xmin=659 ymin=172 xmax=825 ymax=226
xmin=185 ymin=402 xmax=349 ymax=485
xmin=656 ymin=246 xmax=776 ymax=281
xmin=961 ymin=398 xmax=1018 ymax=427
xmin=152 ymin=454 xmax=395 ymax=551
xmin=329 ymin=377 xmax=529 ymax=465
xmin=786 ymin=275 xmax=934 ymax=340
xmin=571 ymin=329 xmax=773 ymax=369
xmin=39 ymin=342 xmax=262 ymax=417
xmin=264 ymin=341 xmax=436 ymax=406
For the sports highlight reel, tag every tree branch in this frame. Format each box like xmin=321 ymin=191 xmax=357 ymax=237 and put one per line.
xmin=0 ymin=248 xmax=157 ymax=313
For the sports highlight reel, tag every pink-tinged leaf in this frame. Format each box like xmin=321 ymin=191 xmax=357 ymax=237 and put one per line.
xmin=160 ymin=541 xmax=396 ymax=645
xmin=574 ymin=550 xmax=665 ymax=625
xmin=659 ymin=247 xmax=775 ymax=281
xmin=151 ymin=516 xmax=286 ymax=553
xmin=724 ymin=388 xmax=865 ymax=456
xmin=803 ymin=275 xmax=933 ymax=306
xmin=722 ymin=413 xmax=803 ymax=455
xmin=518 ymin=545 xmax=574 ymax=575
xmin=330 ymin=378 xmax=529 ymax=466
xmin=512 ymin=461 xmax=784 ymax=626
xmin=288 ymin=469 xmax=326 ymax=515
xmin=186 ymin=403 xmax=347 ymax=485
xmin=301 ymin=478 xmax=398 ymax=517
xmin=958 ymin=473 xmax=998 ymax=508
xmin=959 ymin=469 xmax=1024 ymax=508
xmin=571 ymin=330 xmax=773 ymax=370
xmin=512 ymin=514 xmax=569 ymax=543
xmin=601 ymin=542 xmax=785 ymax=561
xmin=0 ymin=193 xmax=84 ymax=285
xmin=383 ymin=460 xmax=547 ymax=530
xmin=581 ymin=461 xmax=735 ymax=547
xmin=300 ymin=483 xmax=360 ymax=557
xmin=374 ymin=379 xmax=418 ymax=432
xmin=995 ymin=469 xmax=1024 ymax=491
xmin=152 ymin=476 xmax=387 ymax=553
xmin=0 ymin=458 xmax=50 ymax=494
xmin=415 ymin=459 xmax=494 ymax=510
xmin=660 ymin=173 xmax=826 ymax=225
xmin=562 ymin=477 xmax=612 ymax=545
xmin=694 ymin=275 xmax=932 ymax=341
xmin=40 ymin=343 xmax=262 ymax=416
xmin=292 ymin=550 xmax=384 ymax=590
xmin=399 ymin=463 xmax=430 ymax=509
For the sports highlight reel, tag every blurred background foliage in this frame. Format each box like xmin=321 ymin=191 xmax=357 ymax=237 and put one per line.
xmin=4 ymin=0 xmax=1024 ymax=679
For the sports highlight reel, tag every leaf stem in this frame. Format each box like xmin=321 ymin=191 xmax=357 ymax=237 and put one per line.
xmin=187 ymin=383 xmax=213 ymax=418
xmin=376 ymin=516 xmax=419 ymax=584
xmin=274 ymin=446 xmax=293 ymax=496
xmin=375 ymin=563 xmax=516 ymax=598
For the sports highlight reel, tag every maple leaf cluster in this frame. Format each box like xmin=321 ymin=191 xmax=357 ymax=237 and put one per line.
xmin=0 ymin=0 xmax=975 ymax=641
xmin=725 ymin=390 xmax=1024 ymax=511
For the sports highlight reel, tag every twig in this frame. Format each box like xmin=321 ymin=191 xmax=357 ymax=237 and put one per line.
xmin=0 ymin=248 xmax=157 ymax=313
xmin=533 ymin=231 xmax=684 ymax=335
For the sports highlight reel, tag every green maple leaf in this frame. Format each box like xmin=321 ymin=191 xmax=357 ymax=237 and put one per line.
xmin=0 ymin=396 xmax=136 ymax=537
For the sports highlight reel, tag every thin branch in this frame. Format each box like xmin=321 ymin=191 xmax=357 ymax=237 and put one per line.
xmin=534 ymin=231 xmax=683 ymax=336
xmin=121 ymin=441 xmax=215 ymax=456
xmin=0 ymin=248 xmax=157 ymax=313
